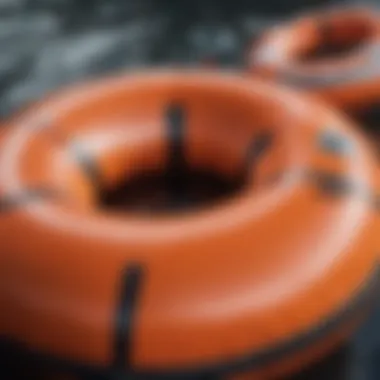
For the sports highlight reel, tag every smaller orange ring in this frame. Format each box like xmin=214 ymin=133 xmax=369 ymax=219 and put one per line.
xmin=249 ymin=6 xmax=380 ymax=111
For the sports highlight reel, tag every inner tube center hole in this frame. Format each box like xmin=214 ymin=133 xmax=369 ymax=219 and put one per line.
xmin=349 ymin=103 xmax=380 ymax=155
xmin=99 ymin=167 xmax=245 ymax=215
xmin=299 ymin=21 xmax=373 ymax=62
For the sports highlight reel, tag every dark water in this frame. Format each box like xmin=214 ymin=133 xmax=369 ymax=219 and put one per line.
xmin=1 ymin=0 xmax=380 ymax=379
xmin=0 ymin=0 xmax=353 ymax=117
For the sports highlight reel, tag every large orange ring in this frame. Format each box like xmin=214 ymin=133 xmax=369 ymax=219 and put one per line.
xmin=249 ymin=7 xmax=380 ymax=111
xmin=0 ymin=71 xmax=379 ymax=379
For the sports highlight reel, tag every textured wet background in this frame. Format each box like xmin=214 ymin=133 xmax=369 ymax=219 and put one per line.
xmin=2 ymin=0 xmax=380 ymax=379
xmin=0 ymin=0 xmax=361 ymax=117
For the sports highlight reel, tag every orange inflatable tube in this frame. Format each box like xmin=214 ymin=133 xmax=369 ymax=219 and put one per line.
xmin=0 ymin=71 xmax=379 ymax=379
xmin=249 ymin=7 xmax=380 ymax=111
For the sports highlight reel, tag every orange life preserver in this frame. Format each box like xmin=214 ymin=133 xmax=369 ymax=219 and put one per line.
xmin=0 ymin=71 xmax=379 ymax=379
xmin=249 ymin=7 xmax=380 ymax=111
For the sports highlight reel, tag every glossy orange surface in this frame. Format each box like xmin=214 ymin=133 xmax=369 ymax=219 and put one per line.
xmin=0 ymin=71 xmax=378 ymax=378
